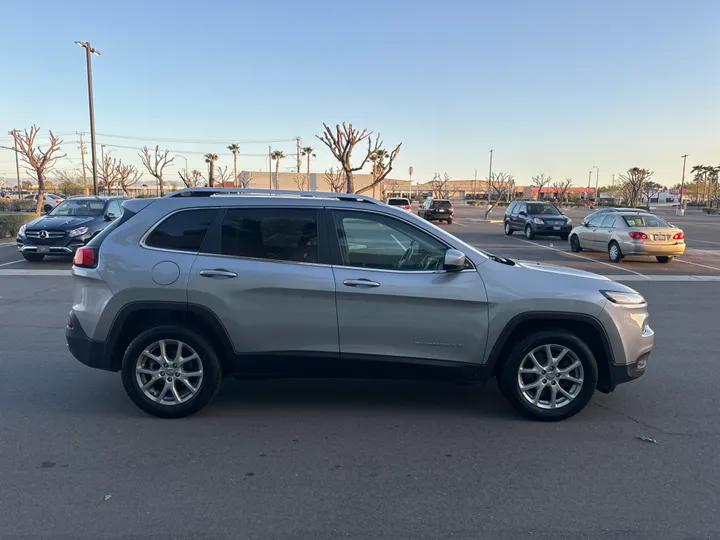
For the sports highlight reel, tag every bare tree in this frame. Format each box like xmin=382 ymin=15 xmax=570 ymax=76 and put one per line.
xmin=532 ymin=173 xmax=552 ymax=200
xmin=618 ymin=167 xmax=653 ymax=207
xmin=216 ymin=165 xmax=233 ymax=186
xmin=93 ymin=153 xmax=122 ymax=195
xmin=139 ymin=146 xmax=174 ymax=196
xmin=560 ymin=178 xmax=573 ymax=204
xmin=293 ymin=174 xmax=308 ymax=191
xmin=316 ymin=123 xmax=401 ymax=194
xmin=641 ymin=181 xmax=663 ymax=209
xmin=237 ymin=171 xmax=254 ymax=188
xmin=117 ymin=163 xmax=142 ymax=196
xmin=324 ymin=167 xmax=345 ymax=193
xmin=430 ymin=173 xmax=451 ymax=198
xmin=9 ymin=126 xmax=65 ymax=214
xmin=484 ymin=172 xmax=513 ymax=219
xmin=178 ymin=169 xmax=204 ymax=188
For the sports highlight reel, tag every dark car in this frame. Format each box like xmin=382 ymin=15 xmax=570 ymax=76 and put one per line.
xmin=16 ymin=196 xmax=128 ymax=262
xmin=504 ymin=201 xmax=572 ymax=240
xmin=418 ymin=198 xmax=454 ymax=223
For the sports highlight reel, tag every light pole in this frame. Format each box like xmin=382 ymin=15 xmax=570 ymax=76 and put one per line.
xmin=488 ymin=149 xmax=494 ymax=182
xmin=679 ymin=154 xmax=688 ymax=215
xmin=75 ymin=41 xmax=101 ymax=195
xmin=176 ymin=154 xmax=189 ymax=185
xmin=587 ymin=170 xmax=592 ymax=202
xmin=593 ymin=165 xmax=599 ymax=203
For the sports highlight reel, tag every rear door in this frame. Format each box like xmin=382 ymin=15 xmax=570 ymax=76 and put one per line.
xmin=328 ymin=208 xmax=488 ymax=364
xmin=187 ymin=206 xmax=339 ymax=359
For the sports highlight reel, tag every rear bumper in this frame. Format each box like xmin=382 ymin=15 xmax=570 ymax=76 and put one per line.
xmin=66 ymin=311 xmax=116 ymax=372
xmin=424 ymin=212 xmax=454 ymax=220
xmin=620 ymin=241 xmax=685 ymax=256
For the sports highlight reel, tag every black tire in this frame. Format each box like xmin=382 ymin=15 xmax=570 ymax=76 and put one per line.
xmin=121 ymin=324 xmax=223 ymax=418
xmin=569 ymin=235 xmax=582 ymax=252
xmin=560 ymin=234 xmax=569 ymax=241
xmin=22 ymin=253 xmax=45 ymax=262
xmin=44 ymin=205 xmax=52 ymax=213
xmin=447 ymin=218 xmax=453 ymax=224
xmin=524 ymin=224 xmax=535 ymax=240
xmin=656 ymin=256 xmax=672 ymax=263
xmin=498 ymin=330 xmax=598 ymax=421
xmin=504 ymin=221 xmax=513 ymax=236
xmin=608 ymin=241 xmax=623 ymax=263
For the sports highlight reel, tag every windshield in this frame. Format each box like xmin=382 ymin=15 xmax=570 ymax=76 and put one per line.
xmin=50 ymin=199 xmax=105 ymax=217
xmin=388 ymin=198 xmax=410 ymax=206
xmin=431 ymin=200 xmax=452 ymax=209
xmin=623 ymin=215 xmax=669 ymax=228
xmin=527 ymin=203 xmax=560 ymax=215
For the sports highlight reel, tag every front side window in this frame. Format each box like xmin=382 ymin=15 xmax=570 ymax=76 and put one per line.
xmin=145 ymin=208 xmax=217 ymax=252
xmin=220 ymin=208 xmax=319 ymax=264
xmin=106 ymin=200 xmax=123 ymax=218
xmin=600 ymin=215 xmax=616 ymax=228
xmin=333 ymin=211 xmax=447 ymax=271
xmin=587 ymin=215 xmax=606 ymax=227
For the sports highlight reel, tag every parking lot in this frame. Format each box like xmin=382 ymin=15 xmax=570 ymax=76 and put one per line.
xmin=1 ymin=204 xmax=720 ymax=539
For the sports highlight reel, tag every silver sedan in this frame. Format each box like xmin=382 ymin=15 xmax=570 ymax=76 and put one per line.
xmin=569 ymin=211 xmax=685 ymax=263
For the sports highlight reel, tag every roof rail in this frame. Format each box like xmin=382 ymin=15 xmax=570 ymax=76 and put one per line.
xmin=165 ymin=187 xmax=382 ymax=205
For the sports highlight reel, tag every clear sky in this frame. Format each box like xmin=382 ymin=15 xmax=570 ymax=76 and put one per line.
xmin=1 ymin=0 xmax=719 ymax=187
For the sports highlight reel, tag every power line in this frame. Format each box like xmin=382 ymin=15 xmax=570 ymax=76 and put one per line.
xmin=95 ymin=132 xmax=297 ymax=145
xmin=97 ymin=141 xmax=272 ymax=157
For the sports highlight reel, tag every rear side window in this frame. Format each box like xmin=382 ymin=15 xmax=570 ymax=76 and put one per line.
xmin=145 ymin=209 xmax=217 ymax=252
xmin=220 ymin=208 xmax=319 ymax=264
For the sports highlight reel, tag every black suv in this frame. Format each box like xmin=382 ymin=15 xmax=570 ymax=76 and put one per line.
xmin=16 ymin=196 xmax=128 ymax=261
xmin=418 ymin=198 xmax=454 ymax=223
xmin=504 ymin=201 xmax=572 ymax=240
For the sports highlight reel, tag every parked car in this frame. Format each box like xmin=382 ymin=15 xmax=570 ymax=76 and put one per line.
xmin=65 ymin=188 xmax=653 ymax=421
xmin=418 ymin=198 xmax=454 ymax=223
xmin=584 ymin=207 xmax=649 ymax=223
xmin=569 ymin=211 xmax=685 ymax=263
xmin=386 ymin=197 xmax=412 ymax=212
xmin=16 ymin=196 xmax=128 ymax=262
xmin=504 ymin=201 xmax=572 ymax=239
xmin=24 ymin=193 xmax=64 ymax=212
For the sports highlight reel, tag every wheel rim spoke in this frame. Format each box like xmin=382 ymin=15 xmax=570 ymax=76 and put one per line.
xmin=517 ymin=343 xmax=584 ymax=411
xmin=135 ymin=339 xmax=204 ymax=406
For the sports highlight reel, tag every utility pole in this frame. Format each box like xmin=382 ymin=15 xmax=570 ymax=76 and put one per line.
xmin=268 ymin=145 xmax=273 ymax=189
xmin=296 ymin=137 xmax=301 ymax=173
xmin=587 ymin=170 xmax=592 ymax=201
xmin=474 ymin=168 xmax=478 ymax=200
xmin=13 ymin=131 xmax=22 ymax=199
xmin=488 ymin=150 xmax=494 ymax=183
xmin=679 ymin=154 xmax=688 ymax=215
xmin=593 ymin=165 xmax=599 ymax=203
xmin=78 ymin=132 xmax=88 ymax=193
xmin=75 ymin=41 xmax=101 ymax=195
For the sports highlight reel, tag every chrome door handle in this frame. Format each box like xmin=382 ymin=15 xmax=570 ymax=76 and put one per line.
xmin=343 ymin=278 xmax=380 ymax=288
xmin=199 ymin=269 xmax=238 ymax=279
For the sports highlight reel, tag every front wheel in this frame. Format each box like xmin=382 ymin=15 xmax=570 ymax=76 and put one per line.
xmin=608 ymin=241 xmax=623 ymax=263
xmin=121 ymin=324 xmax=223 ymax=418
xmin=569 ymin=235 xmax=582 ymax=252
xmin=22 ymin=253 xmax=45 ymax=262
xmin=498 ymin=330 xmax=598 ymax=421
xmin=525 ymin=224 xmax=535 ymax=240
xmin=504 ymin=221 xmax=513 ymax=236
xmin=656 ymin=256 xmax=673 ymax=263
xmin=447 ymin=218 xmax=453 ymax=224
xmin=44 ymin=205 xmax=53 ymax=213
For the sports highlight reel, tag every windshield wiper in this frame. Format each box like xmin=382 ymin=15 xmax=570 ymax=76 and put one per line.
xmin=477 ymin=249 xmax=515 ymax=266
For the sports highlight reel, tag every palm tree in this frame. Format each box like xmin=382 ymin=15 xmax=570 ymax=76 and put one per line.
xmin=204 ymin=153 xmax=219 ymax=187
xmin=227 ymin=144 xmax=240 ymax=187
xmin=301 ymin=146 xmax=315 ymax=189
xmin=269 ymin=150 xmax=285 ymax=189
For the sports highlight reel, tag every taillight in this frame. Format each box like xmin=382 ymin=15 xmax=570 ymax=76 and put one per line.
xmin=73 ymin=247 xmax=96 ymax=268
xmin=672 ymin=232 xmax=684 ymax=240
xmin=449 ymin=206 xmax=454 ymax=211
xmin=404 ymin=205 xmax=411 ymax=210
xmin=628 ymin=231 xmax=648 ymax=240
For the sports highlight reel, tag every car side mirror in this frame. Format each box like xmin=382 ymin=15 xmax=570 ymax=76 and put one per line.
xmin=104 ymin=213 xmax=116 ymax=221
xmin=519 ymin=211 xmax=527 ymax=217
xmin=444 ymin=249 xmax=466 ymax=272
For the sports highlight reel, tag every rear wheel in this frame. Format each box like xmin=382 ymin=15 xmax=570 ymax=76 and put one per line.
xmin=569 ymin=235 xmax=582 ymax=252
xmin=656 ymin=256 xmax=673 ymax=263
xmin=504 ymin=221 xmax=513 ymax=236
xmin=608 ymin=241 xmax=623 ymax=263
xmin=22 ymin=253 xmax=45 ymax=262
xmin=498 ymin=330 xmax=598 ymax=421
xmin=121 ymin=324 xmax=223 ymax=418
xmin=447 ymin=218 xmax=453 ymax=224
xmin=525 ymin=224 xmax=535 ymax=240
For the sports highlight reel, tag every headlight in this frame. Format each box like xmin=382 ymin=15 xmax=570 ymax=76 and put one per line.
xmin=533 ymin=217 xmax=544 ymax=224
xmin=601 ymin=290 xmax=646 ymax=305
xmin=68 ymin=227 xmax=89 ymax=238
xmin=566 ymin=218 xmax=572 ymax=224
xmin=18 ymin=225 xmax=26 ymax=236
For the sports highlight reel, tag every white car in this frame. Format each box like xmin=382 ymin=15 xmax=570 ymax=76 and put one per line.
xmin=24 ymin=193 xmax=65 ymax=213
xmin=386 ymin=197 xmax=412 ymax=212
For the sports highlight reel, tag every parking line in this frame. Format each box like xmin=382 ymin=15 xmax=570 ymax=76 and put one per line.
xmin=674 ymin=259 xmax=720 ymax=272
xmin=0 ymin=259 xmax=23 ymax=267
xmin=511 ymin=237 xmax=650 ymax=279
xmin=689 ymin=239 xmax=720 ymax=245
xmin=0 ymin=242 xmax=17 ymax=247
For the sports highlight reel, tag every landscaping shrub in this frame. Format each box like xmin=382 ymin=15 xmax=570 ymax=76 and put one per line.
xmin=0 ymin=198 xmax=12 ymax=211
xmin=0 ymin=213 xmax=39 ymax=237
xmin=10 ymin=199 xmax=37 ymax=212
xmin=702 ymin=207 xmax=719 ymax=215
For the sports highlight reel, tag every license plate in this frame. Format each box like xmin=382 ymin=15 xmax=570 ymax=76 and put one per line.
xmin=653 ymin=234 xmax=666 ymax=241
xmin=437 ymin=209 xmax=445 ymax=212
xmin=37 ymin=246 xmax=50 ymax=254
xmin=553 ymin=226 xmax=561 ymax=231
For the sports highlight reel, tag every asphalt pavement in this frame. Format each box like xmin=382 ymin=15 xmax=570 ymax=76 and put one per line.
xmin=1 ymin=205 xmax=720 ymax=539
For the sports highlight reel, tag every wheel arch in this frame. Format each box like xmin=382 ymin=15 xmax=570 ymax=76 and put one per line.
xmin=486 ymin=312 xmax=615 ymax=393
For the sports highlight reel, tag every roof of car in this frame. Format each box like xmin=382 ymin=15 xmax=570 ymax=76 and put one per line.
xmin=68 ymin=195 xmax=128 ymax=201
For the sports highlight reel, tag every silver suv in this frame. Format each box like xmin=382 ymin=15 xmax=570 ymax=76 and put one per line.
xmin=66 ymin=188 xmax=654 ymax=421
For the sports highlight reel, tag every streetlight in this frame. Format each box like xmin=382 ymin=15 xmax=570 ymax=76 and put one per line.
xmin=592 ymin=165 xmax=599 ymax=203
xmin=175 ymin=154 xmax=189 ymax=184
xmin=679 ymin=154 xmax=688 ymax=216
xmin=75 ymin=41 xmax=101 ymax=195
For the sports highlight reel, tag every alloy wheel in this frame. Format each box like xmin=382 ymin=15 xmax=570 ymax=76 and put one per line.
xmin=517 ymin=344 xmax=584 ymax=410
xmin=135 ymin=339 xmax=204 ymax=405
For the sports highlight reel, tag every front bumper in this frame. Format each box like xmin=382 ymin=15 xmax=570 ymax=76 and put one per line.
xmin=17 ymin=233 xmax=92 ymax=255
xmin=66 ymin=311 xmax=115 ymax=372
xmin=620 ymin=241 xmax=686 ymax=257
xmin=606 ymin=351 xmax=650 ymax=391
xmin=532 ymin=223 xmax=572 ymax=235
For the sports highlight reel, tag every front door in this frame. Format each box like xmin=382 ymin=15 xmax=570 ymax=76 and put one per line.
xmin=583 ymin=214 xmax=607 ymax=250
xmin=593 ymin=214 xmax=617 ymax=251
xmin=187 ymin=206 xmax=339 ymax=359
xmin=328 ymin=209 xmax=488 ymax=365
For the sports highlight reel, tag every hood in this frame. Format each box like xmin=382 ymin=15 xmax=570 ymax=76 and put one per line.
xmin=26 ymin=215 xmax=96 ymax=230
xmin=514 ymin=260 xmax=611 ymax=281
